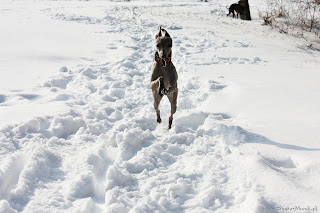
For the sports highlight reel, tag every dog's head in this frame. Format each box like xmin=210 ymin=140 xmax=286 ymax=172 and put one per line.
xmin=155 ymin=27 xmax=172 ymax=67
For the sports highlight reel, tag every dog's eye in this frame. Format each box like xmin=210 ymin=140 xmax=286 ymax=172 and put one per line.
xmin=156 ymin=44 xmax=160 ymax=48
xmin=168 ymin=44 xmax=172 ymax=48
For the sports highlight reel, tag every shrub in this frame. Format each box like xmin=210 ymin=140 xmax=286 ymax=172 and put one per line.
xmin=261 ymin=0 xmax=320 ymax=37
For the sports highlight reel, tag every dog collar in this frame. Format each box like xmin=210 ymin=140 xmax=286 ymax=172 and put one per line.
xmin=155 ymin=52 xmax=172 ymax=64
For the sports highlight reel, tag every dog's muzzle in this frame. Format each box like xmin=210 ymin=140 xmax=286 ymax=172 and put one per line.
xmin=161 ymin=58 xmax=167 ymax=67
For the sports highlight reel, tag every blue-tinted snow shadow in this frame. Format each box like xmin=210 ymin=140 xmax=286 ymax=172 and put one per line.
xmin=238 ymin=127 xmax=320 ymax=151
xmin=0 ymin=94 xmax=6 ymax=103
xmin=176 ymin=111 xmax=320 ymax=151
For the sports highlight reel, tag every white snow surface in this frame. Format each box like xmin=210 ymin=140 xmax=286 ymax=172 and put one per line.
xmin=1 ymin=1 xmax=320 ymax=212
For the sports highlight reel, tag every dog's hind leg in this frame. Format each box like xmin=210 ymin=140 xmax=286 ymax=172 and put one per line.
xmin=153 ymin=91 xmax=163 ymax=123
xmin=227 ymin=9 xmax=232 ymax=17
xmin=151 ymin=77 xmax=164 ymax=123
xmin=167 ymin=90 xmax=178 ymax=129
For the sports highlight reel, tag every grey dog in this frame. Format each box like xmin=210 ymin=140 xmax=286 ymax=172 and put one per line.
xmin=150 ymin=27 xmax=178 ymax=129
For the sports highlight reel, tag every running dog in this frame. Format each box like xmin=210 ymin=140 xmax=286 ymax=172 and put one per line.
xmin=150 ymin=27 xmax=178 ymax=129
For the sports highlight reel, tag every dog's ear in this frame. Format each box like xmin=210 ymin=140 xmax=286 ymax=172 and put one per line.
xmin=163 ymin=29 xmax=170 ymax=38
xmin=155 ymin=26 xmax=162 ymax=39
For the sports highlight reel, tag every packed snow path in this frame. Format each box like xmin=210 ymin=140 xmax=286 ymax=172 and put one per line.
xmin=1 ymin=2 xmax=320 ymax=213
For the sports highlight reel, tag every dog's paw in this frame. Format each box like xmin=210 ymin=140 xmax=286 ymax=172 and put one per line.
xmin=162 ymin=89 xmax=169 ymax=95
xmin=162 ymin=86 xmax=172 ymax=95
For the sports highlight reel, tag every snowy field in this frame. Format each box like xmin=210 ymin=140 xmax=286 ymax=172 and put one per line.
xmin=1 ymin=1 xmax=320 ymax=212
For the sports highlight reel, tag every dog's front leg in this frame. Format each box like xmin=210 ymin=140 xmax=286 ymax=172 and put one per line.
xmin=151 ymin=77 xmax=164 ymax=123
xmin=150 ymin=78 xmax=160 ymax=92
xmin=150 ymin=76 xmax=165 ymax=94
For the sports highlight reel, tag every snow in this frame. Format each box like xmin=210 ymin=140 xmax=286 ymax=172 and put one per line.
xmin=1 ymin=0 xmax=320 ymax=212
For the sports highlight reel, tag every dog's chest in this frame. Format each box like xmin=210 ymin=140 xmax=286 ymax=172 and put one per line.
xmin=163 ymin=77 xmax=171 ymax=90
xmin=158 ymin=69 xmax=172 ymax=89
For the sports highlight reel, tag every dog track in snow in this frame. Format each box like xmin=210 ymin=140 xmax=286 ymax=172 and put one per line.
xmin=0 ymin=3 xmax=307 ymax=213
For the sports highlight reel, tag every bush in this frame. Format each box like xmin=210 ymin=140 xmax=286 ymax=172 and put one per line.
xmin=261 ymin=0 xmax=320 ymax=37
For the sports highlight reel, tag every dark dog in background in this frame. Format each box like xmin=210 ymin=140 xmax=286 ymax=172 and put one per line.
xmin=227 ymin=3 xmax=244 ymax=18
